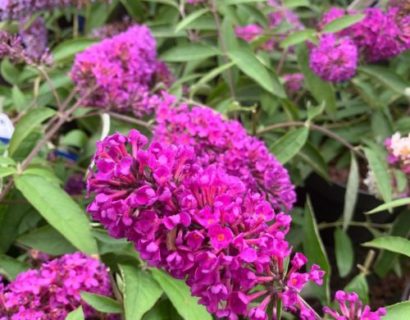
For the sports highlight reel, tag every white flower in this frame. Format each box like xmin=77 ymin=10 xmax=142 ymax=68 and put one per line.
xmin=390 ymin=132 xmax=410 ymax=165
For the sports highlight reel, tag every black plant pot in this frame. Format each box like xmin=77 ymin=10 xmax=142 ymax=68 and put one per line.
xmin=298 ymin=173 xmax=396 ymax=245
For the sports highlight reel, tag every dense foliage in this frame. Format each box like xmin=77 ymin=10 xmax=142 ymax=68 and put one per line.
xmin=0 ymin=0 xmax=409 ymax=319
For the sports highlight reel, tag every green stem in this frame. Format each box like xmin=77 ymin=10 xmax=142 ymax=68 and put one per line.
xmin=275 ymin=298 xmax=282 ymax=320
xmin=318 ymin=220 xmax=391 ymax=230
xmin=257 ymin=121 xmax=364 ymax=158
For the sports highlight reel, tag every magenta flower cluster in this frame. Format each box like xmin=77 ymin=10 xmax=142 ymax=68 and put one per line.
xmin=320 ymin=7 xmax=409 ymax=63
xmin=311 ymin=6 xmax=410 ymax=82
xmin=0 ymin=253 xmax=115 ymax=320
xmin=235 ymin=24 xmax=264 ymax=43
xmin=283 ymin=73 xmax=304 ymax=93
xmin=0 ymin=0 xmax=107 ymax=21
xmin=235 ymin=0 xmax=303 ymax=51
xmin=309 ymin=34 xmax=358 ymax=83
xmin=71 ymin=25 xmax=171 ymax=116
xmin=154 ymin=94 xmax=296 ymax=213
xmin=324 ymin=291 xmax=386 ymax=320
xmin=87 ymin=127 xmax=322 ymax=319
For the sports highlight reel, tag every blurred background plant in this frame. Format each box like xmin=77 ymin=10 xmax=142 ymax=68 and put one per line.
xmin=0 ymin=0 xmax=409 ymax=319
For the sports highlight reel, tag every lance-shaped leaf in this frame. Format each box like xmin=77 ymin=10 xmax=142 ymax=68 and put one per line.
xmin=15 ymin=174 xmax=98 ymax=254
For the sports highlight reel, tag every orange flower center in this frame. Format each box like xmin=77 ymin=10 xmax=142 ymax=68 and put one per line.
xmin=217 ymin=234 xmax=225 ymax=242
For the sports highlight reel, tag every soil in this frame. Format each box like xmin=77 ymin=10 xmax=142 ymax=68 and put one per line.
xmin=370 ymin=273 xmax=410 ymax=308
xmin=327 ymin=245 xmax=410 ymax=309
xmin=298 ymin=168 xmax=409 ymax=310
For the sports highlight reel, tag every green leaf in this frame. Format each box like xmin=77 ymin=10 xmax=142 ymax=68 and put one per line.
xmin=121 ymin=0 xmax=146 ymax=19
xmin=85 ymin=1 xmax=120 ymax=33
xmin=323 ymin=14 xmax=365 ymax=33
xmin=297 ymin=44 xmax=337 ymax=116
xmin=0 ymin=167 xmax=16 ymax=178
xmin=221 ymin=16 xmax=239 ymax=52
xmin=344 ymin=274 xmax=369 ymax=304
xmin=363 ymin=236 xmax=410 ymax=258
xmin=364 ymin=147 xmax=393 ymax=204
xmin=66 ymin=307 xmax=85 ymax=320
xmin=120 ymin=265 xmax=163 ymax=320
xmin=367 ymin=198 xmax=410 ymax=214
xmin=17 ymin=225 xmax=76 ymax=255
xmin=281 ymin=29 xmax=316 ymax=48
xmin=283 ymin=0 xmax=310 ymax=7
xmin=371 ymin=111 xmax=392 ymax=141
xmin=303 ymin=198 xmax=330 ymax=303
xmin=334 ymin=228 xmax=354 ymax=277
xmin=385 ymin=301 xmax=410 ymax=320
xmin=38 ymin=74 xmax=72 ymax=96
xmin=0 ymin=157 xmax=16 ymax=166
xmin=359 ymin=66 xmax=409 ymax=96
xmin=61 ymin=129 xmax=88 ymax=148
xmin=0 ymin=254 xmax=29 ymax=280
xmin=270 ymin=127 xmax=309 ymax=164
xmin=12 ymin=85 xmax=27 ymax=111
xmin=0 ymin=190 xmax=35 ymax=253
xmin=151 ymin=269 xmax=212 ymax=320
xmin=343 ymin=154 xmax=359 ymax=230
xmin=81 ymin=292 xmax=122 ymax=314
xmin=23 ymin=167 xmax=61 ymax=184
xmin=161 ymin=44 xmax=220 ymax=62
xmin=52 ymin=38 xmax=97 ymax=62
xmin=298 ymin=142 xmax=329 ymax=180
xmin=142 ymin=299 xmax=183 ymax=320
xmin=375 ymin=210 xmax=410 ymax=276
xmin=307 ymin=101 xmax=325 ymax=121
xmin=14 ymin=174 xmax=98 ymax=254
xmin=175 ymin=8 xmax=210 ymax=32
xmin=197 ymin=62 xmax=235 ymax=85
xmin=141 ymin=0 xmax=178 ymax=8
xmin=1 ymin=59 xmax=20 ymax=85
xmin=8 ymin=107 xmax=56 ymax=156
xmin=228 ymin=48 xmax=286 ymax=98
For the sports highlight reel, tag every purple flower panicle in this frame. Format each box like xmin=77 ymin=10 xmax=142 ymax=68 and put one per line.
xmin=65 ymin=173 xmax=85 ymax=195
xmin=0 ymin=0 xmax=108 ymax=21
xmin=86 ymin=129 xmax=321 ymax=319
xmin=235 ymin=1 xmax=303 ymax=51
xmin=323 ymin=291 xmax=386 ymax=320
xmin=154 ymin=94 xmax=296 ymax=212
xmin=0 ymin=253 xmax=115 ymax=320
xmin=71 ymin=25 xmax=171 ymax=116
xmin=235 ymin=24 xmax=264 ymax=42
xmin=309 ymin=34 xmax=358 ymax=83
xmin=283 ymin=73 xmax=304 ymax=93
xmin=319 ymin=7 xmax=410 ymax=62
xmin=19 ymin=16 xmax=48 ymax=62
xmin=0 ymin=30 xmax=51 ymax=65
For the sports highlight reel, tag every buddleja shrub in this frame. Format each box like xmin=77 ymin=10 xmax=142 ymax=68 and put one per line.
xmin=0 ymin=0 xmax=409 ymax=319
